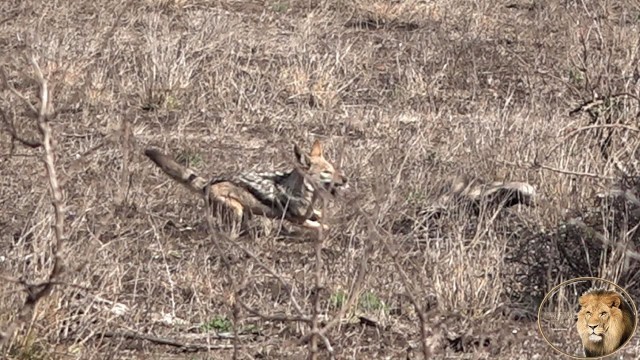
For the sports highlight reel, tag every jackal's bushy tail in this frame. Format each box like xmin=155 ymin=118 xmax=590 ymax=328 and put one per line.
xmin=144 ymin=148 xmax=208 ymax=193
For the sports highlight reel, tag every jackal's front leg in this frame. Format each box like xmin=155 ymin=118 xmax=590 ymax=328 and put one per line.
xmin=303 ymin=219 xmax=329 ymax=231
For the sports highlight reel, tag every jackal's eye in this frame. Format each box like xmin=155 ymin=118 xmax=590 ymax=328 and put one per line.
xmin=600 ymin=312 xmax=607 ymax=317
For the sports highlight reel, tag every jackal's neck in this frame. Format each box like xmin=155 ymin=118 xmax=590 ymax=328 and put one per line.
xmin=230 ymin=168 xmax=317 ymax=219
xmin=276 ymin=169 xmax=317 ymax=216
xmin=279 ymin=169 xmax=314 ymax=198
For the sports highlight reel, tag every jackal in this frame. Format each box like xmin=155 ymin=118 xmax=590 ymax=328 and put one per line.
xmin=392 ymin=174 xmax=536 ymax=234
xmin=423 ymin=174 xmax=536 ymax=219
xmin=144 ymin=140 xmax=347 ymax=236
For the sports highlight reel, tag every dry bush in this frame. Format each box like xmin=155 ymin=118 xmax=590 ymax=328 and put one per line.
xmin=1 ymin=0 xmax=640 ymax=359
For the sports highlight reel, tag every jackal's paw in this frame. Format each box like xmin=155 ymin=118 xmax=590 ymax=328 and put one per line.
xmin=303 ymin=219 xmax=330 ymax=231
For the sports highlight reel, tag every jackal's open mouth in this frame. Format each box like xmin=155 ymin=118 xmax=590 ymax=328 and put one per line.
xmin=316 ymin=178 xmax=348 ymax=197
xmin=327 ymin=183 xmax=348 ymax=197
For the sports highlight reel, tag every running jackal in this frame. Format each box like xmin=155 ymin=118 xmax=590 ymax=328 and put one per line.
xmin=144 ymin=140 xmax=347 ymax=235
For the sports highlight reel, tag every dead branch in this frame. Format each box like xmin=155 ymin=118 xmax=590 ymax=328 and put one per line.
xmin=95 ymin=331 xmax=236 ymax=352
xmin=561 ymin=123 xmax=640 ymax=136
xmin=296 ymin=231 xmax=370 ymax=347
xmin=567 ymin=218 xmax=640 ymax=262
xmin=309 ymin=194 xmax=326 ymax=360
xmin=361 ymin=211 xmax=431 ymax=359
xmin=0 ymin=55 xmax=66 ymax=347
xmin=203 ymin=210 xmax=306 ymax=317
xmin=496 ymin=159 xmax=616 ymax=180
xmin=539 ymin=122 xmax=640 ymax=166
xmin=115 ymin=118 xmax=132 ymax=207
xmin=569 ymin=92 xmax=640 ymax=116
xmin=0 ymin=66 xmax=39 ymax=116
xmin=202 ymin=186 xmax=245 ymax=360
xmin=238 ymin=300 xmax=311 ymax=323
xmin=0 ymin=108 xmax=42 ymax=151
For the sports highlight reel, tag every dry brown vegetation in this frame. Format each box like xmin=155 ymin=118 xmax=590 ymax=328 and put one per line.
xmin=2 ymin=0 xmax=640 ymax=359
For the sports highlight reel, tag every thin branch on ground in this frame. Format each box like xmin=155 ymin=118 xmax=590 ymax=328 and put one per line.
xmin=0 ymin=108 xmax=42 ymax=150
xmin=569 ymin=92 xmax=640 ymax=116
xmin=95 ymin=331 xmax=236 ymax=352
xmin=496 ymin=158 xmax=616 ymax=180
xmin=115 ymin=118 xmax=132 ymax=207
xmin=238 ymin=300 xmax=312 ymax=323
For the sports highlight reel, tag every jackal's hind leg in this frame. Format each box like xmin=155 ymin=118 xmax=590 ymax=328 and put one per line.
xmin=243 ymin=215 xmax=275 ymax=238
xmin=208 ymin=198 xmax=245 ymax=240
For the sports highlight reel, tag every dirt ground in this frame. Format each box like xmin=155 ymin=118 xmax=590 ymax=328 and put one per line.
xmin=1 ymin=0 xmax=640 ymax=359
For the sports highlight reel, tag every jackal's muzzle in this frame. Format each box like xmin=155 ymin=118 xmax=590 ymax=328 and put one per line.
xmin=327 ymin=174 xmax=348 ymax=197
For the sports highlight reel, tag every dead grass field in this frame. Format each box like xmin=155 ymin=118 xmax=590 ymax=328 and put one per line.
xmin=1 ymin=0 xmax=640 ymax=359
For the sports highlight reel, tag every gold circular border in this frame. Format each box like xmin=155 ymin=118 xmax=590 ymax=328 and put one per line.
xmin=537 ymin=277 xmax=639 ymax=359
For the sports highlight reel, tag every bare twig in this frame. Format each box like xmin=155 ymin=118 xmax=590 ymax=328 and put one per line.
xmin=567 ymin=218 xmax=640 ymax=262
xmin=0 ymin=108 xmax=42 ymax=151
xmin=202 ymin=186 xmax=241 ymax=360
xmin=95 ymin=331 xmax=236 ymax=352
xmin=357 ymin=203 xmax=431 ymax=358
xmin=204 ymin=213 xmax=306 ymax=316
xmin=308 ymin=194 xmax=326 ymax=360
xmin=0 ymin=55 xmax=66 ymax=347
xmin=238 ymin=300 xmax=312 ymax=323
xmin=569 ymin=92 xmax=640 ymax=116
xmin=115 ymin=118 xmax=132 ymax=207
xmin=561 ymin=123 xmax=640 ymax=136
xmin=296 ymin=233 xmax=370 ymax=347
xmin=0 ymin=66 xmax=39 ymax=116
xmin=540 ymin=123 xmax=640 ymax=165
xmin=496 ymin=159 xmax=616 ymax=180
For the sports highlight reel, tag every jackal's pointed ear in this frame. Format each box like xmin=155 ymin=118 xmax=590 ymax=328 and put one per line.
xmin=310 ymin=139 xmax=323 ymax=157
xmin=294 ymin=143 xmax=311 ymax=168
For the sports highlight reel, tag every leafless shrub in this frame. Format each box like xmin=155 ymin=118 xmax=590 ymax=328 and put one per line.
xmin=2 ymin=0 xmax=640 ymax=359
xmin=0 ymin=54 xmax=66 ymax=354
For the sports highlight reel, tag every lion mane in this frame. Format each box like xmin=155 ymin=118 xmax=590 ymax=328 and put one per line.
xmin=576 ymin=288 xmax=636 ymax=357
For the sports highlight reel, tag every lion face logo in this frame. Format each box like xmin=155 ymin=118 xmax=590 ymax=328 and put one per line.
xmin=581 ymin=301 xmax=614 ymax=342
xmin=577 ymin=289 xmax=636 ymax=357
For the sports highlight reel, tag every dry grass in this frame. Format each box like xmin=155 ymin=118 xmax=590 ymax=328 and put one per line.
xmin=1 ymin=0 xmax=640 ymax=359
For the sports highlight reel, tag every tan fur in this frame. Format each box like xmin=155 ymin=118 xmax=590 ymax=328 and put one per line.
xmin=449 ymin=174 xmax=536 ymax=209
xmin=419 ymin=175 xmax=536 ymax=219
xmin=577 ymin=289 xmax=636 ymax=357
xmin=144 ymin=140 xmax=347 ymax=236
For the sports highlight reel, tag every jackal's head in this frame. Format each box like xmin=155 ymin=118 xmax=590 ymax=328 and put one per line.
xmin=294 ymin=140 xmax=348 ymax=197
